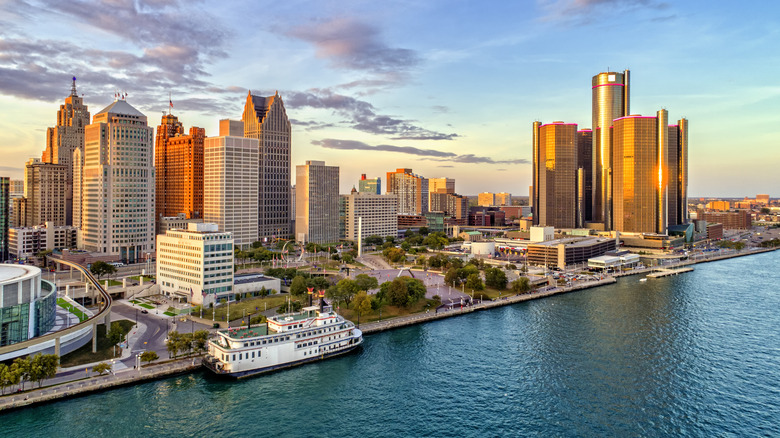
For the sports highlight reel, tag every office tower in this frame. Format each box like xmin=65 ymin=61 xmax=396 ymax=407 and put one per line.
xmin=386 ymin=168 xmax=429 ymax=215
xmin=341 ymin=192 xmax=398 ymax=242
xmin=358 ymin=174 xmax=381 ymax=194
xmin=204 ymin=121 xmax=259 ymax=249
xmin=478 ymin=192 xmax=495 ymax=207
xmin=24 ymin=158 xmax=67 ymax=227
xmin=156 ymin=223 xmax=234 ymax=306
xmin=576 ymin=129 xmax=593 ymax=223
xmin=41 ymin=77 xmax=91 ymax=226
xmin=81 ymin=99 xmax=155 ymax=263
xmin=670 ymin=119 xmax=688 ymax=225
xmin=11 ymin=198 xmax=26 ymax=228
xmin=612 ymin=111 xmax=669 ymax=234
xmin=495 ymin=192 xmax=512 ymax=206
xmin=0 ymin=177 xmax=8 ymax=261
xmin=592 ymin=70 xmax=630 ymax=229
xmin=242 ymin=91 xmax=291 ymax=242
xmin=296 ymin=160 xmax=339 ymax=244
xmin=532 ymin=122 xmax=579 ymax=229
xmin=155 ymin=113 xmax=205 ymax=223
xmin=72 ymin=147 xmax=83 ymax=228
xmin=428 ymin=177 xmax=455 ymax=209
xmin=430 ymin=192 xmax=468 ymax=224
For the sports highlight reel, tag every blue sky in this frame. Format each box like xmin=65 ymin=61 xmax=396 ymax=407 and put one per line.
xmin=0 ymin=0 xmax=778 ymax=197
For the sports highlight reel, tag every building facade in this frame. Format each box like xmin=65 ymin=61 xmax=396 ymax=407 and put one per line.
xmin=242 ymin=91 xmax=292 ymax=241
xmin=24 ymin=158 xmax=67 ymax=227
xmin=478 ymin=192 xmax=495 ymax=207
xmin=80 ymin=99 xmax=155 ymax=263
xmin=296 ymin=161 xmax=339 ymax=244
xmin=8 ymin=222 xmax=78 ymax=259
xmin=0 ymin=265 xmax=56 ymax=346
xmin=387 ymin=168 xmax=428 ymax=215
xmin=203 ymin=122 xmax=259 ymax=249
xmin=429 ymin=192 xmax=468 ymax=224
xmin=697 ymin=210 xmax=752 ymax=229
xmin=495 ymin=192 xmax=511 ymax=206
xmin=155 ymin=113 xmax=205 ymax=224
xmin=358 ymin=174 xmax=381 ymax=195
xmin=341 ymin=192 xmax=398 ymax=242
xmin=532 ymin=122 xmax=579 ymax=229
xmin=156 ymin=223 xmax=233 ymax=306
xmin=41 ymin=78 xmax=90 ymax=226
xmin=0 ymin=177 xmax=8 ymax=261
xmin=577 ymin=129 xmax=593 ymax=224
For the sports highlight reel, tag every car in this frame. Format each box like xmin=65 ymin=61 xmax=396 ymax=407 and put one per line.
xmin=140 ymin=310 xmax=148 ymax=314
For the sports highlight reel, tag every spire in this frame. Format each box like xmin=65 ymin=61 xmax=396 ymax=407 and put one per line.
xmin=71 ymin=76 xmax=77 ymax=96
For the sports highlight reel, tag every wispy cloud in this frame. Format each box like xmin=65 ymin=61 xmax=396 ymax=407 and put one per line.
xmin=538 ymin=0 xmax=672 ymax=23
xmin=313 ymin=138 xmax=528 ymax=165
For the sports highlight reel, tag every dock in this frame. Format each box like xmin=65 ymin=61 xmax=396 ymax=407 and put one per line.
xmin=647 ymin=267 xmax=694 ymax=278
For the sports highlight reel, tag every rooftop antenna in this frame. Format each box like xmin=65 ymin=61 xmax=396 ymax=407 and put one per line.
xmin=70 ymin=76 xmax=77 ymax=96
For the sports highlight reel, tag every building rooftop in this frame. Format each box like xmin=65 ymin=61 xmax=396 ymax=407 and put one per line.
xmin=94 ymin=99 xmax=145 ymax=117
xmin=0 ymin=265 xmax=39 ymax=282
xmin=234 ymin=273 xmax=278 ymax=286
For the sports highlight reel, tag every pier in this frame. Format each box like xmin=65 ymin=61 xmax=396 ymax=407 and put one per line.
xmin=647 ymin=267 xmax=694 ymax=278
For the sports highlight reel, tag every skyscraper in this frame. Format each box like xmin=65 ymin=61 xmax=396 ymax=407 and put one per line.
xmin=592 ymin=70 xmax=629 ymax=229
xmin=0 ymin=177 xmax=9 ymax=261
xmin=576 ymin=129 xmax=593 ymax=224
xmin=612 ymin=111 xmax=670 ymax=234
xmin=668 ymin=119 xmax=688 ymax=226
xmin=296 ymin=160 xmax=340 ymax=244
xmin=203 ymin=121 xmax=259 ymax=249
xmin=24 ymin=158 xmax=67 ymax=227
xmin=41 ymin=77 xmax=90 ymax=226
xmin=155 ymin=113 xmax=205 ymax=224
xmin=386 ymin=168 xmax=429 ymax=215
xmin=81 ymin=99 xmax=155 ymax=263
xmin=242 ymin=91 xmax=291 ymax=242
xmin=532 ymin=122 xmax=579 ymax=229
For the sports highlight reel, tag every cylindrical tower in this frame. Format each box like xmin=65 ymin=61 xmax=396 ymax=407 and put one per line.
xmin=656 ymin=109 xmax=668 ymax=234
xmin=591 ymin=70 xmax=629 ymax=229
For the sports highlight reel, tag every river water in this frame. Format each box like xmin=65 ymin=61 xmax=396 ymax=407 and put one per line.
xmin=2 ymin=252 xmax=779 ymax=437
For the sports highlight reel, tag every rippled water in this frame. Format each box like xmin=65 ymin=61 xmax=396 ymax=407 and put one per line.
xmin=2 ymin=252 xmax=779 ymax=437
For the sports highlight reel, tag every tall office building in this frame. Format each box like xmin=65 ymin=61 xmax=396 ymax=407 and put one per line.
xmin=478 ymin=192 xmax=496 ymax=207
xmin=155 ymin=113 xmax=205 ymax=223
xmin=341 ymin=192 xmax=398 ymax=242
xmin=668 ymin=119 xmax=688 ymax=226
xmin=41 ymin=77 xmax=90 ymax=226
xmin=612 ymin=111 xmax=670 ymax=234
xmin=358 ymin=174 xmax=381 ymax=194
xmin=204 ymin=121 xmax=259 ymax=249
xmin=532 ymin=122 xmax=579 ymax=229
xmin=72 ymin=147 xmax=83 ymax=228
xmin=81 ymin=99 xmax=155 ymax=263
xmin=24 ymin=158 xmax=67 ymax=227
xmin=242 ymin=91 xmax=291 ymax=242
xmin=296 ymin=161 xmax=339 ymax=244
xmin=576 ymin=129 xmax=593 ymax=224
xmin=592 ymin=70 xmax=630 ymax=229
xmin=386 ymin=168 xmax=429 ymax=215
xmin=0 ymin=177 xmax=9 ymax=261
xmin=495 ymin=192 xmax=512 ymax=206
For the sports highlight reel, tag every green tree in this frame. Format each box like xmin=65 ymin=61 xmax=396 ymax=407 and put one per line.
xmin=140 ymin=351 xmax=159 ymax=365
xmin=444 ymin=268 xmax=460 ymax=286
xmin=167 ymin=331 xmax=181 ymax=358
xmin=385 ymin=235 xmax=396 ymax=244
xmin=401 ymin=241 xmax=412 ymax=251
xmin=90 ymin=261 xmax=117 ymax=280
xmin=419 ymin=226 xmax=429 ymax=236
xmin=12 ymin=357 xmax=30 ymax=391
xmin=465 ymin=273 xmax=484 ymax=291
xmin=458 ymin=264 xmax=480 ymax=281
xmin=352 ymin=291 xmax=372 ymax=315
xmin=382 ymin=247 xmax=406 ymax=263
xmin=354 ymin=274 xmax=379 ymax=292
xmin=93 ymin=362 xmax=112 ymax=376
xmin=289 ymin=275 xmax=307 ymax=297
xmin=0 ymin=363 xmax=22 ymax=394
xmin=423 ymin=232 xmax=448 ymax=250
xmin=484 ymin=267 xmax=508 ymax=289
xmin=403 ymin=277 xmax=427 ymax=302
xmin=28 ymin=353 xmax=58 ymax=388
xmin=364 ymin=235 xmax=384 ymax=246
xmin=386 ymin=277 xmax=409 ymax=307
xmin=334 ymin=279 xmax=359 ymax=306
xmin=193 ymin=330 xmax=209 ymax=353
xmin=107 ymin=324 xmax=123 ymax=345
xmin=511 ymin=277 xmax=531 ymax=294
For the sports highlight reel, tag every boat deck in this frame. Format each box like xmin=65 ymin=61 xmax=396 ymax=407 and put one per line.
xmin=224 ymin=325 xmax=269 ymax=339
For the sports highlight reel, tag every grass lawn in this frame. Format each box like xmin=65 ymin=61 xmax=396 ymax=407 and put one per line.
xmin=202 ymin=294 xmax=291 ymax=322
xmin=101 ymin=279 xmax=122 ymax=287
xmin=469 ymin=287 xmax=512 ymax=301
xmin=137 ymin=303 xmax=154 ymax=309
xmin=60 ymin=319 xmax=136 ymax=367
xmin=337 ymin=298 xmax=440 ymax=324
xmin=57 ymin=298 xmax=89 ymax=322
xmin=128 ymin=275 xmax=155 ymax=282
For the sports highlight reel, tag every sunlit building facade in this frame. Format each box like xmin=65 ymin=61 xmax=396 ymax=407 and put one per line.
xmin=358 ymin=174 xmax=381 ymax=195
xmin=387 ymin=168 xmax=429 ymax=215
xmin=155 ymin=113 xmax=205 ymax=224
xmin=296 ymin=160 xmax=340 ymax=244
xmin=24 ymin=158 xmax=67 ymax=227
xmin=532 ymin=122 xmax=579 ymax=229
xmin=478 ymin=192 xmax=495 ymax=207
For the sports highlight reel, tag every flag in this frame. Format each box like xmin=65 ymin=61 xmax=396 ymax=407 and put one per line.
xmin=169 ymin=98 xmax=173 ymax=108
xmin=190 ymin=287 xmax=194 ymax=298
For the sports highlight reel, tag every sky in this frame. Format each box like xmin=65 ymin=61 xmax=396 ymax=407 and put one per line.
xmin=0 ymin=0 xmax=778 ymax=197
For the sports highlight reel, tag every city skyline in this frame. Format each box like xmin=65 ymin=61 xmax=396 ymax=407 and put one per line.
xmin=0 ymin=1 xmax=777 ymax=196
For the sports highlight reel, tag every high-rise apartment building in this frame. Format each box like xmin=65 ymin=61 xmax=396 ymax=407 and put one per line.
xmin=0 ymin=177 xmax=8 ymax=261
xmin=155 ymin=113 xmax=205 ymax=223
xmin=24 ymin=158 xmax=67 ymax=227
xmin=532 ymin=122 xmax=579 ymax=229
xmin=495 ymin=192 xmax=512 ymax=206
xmin=592 ymin=70 xmax=630 ymax=228
xmin=358 ymin=174 xmax=381 ymax=194
xmin=612 ymin=111 xmax=669 ymax=234
xmin=204 ymin=121 xmax=259 ymax=249
xmin=242 ymin=91 xmax=291 ymax=241
xmin=41 ymin=78 xmax=90 ymax=226
xmin=430 ymin=192 xmax=468 ymax=224
xmin=156 ymin=222 xmax=234 ymax=306
xmin=387 ymin=168 xmax=428 ymax=215
xmin=341 ymin=192 xmax=398 ymax=242
xmin=296 ymin=160 xmax=339 ymax=244
xmin=478 ymin=192 xmax=495 ymax=207
xmin=81 ymin=99 xmax=155 ymax=263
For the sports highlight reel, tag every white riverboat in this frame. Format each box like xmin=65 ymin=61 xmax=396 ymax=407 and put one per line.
xmin=202 ymin=299 xmax=363 ymax=378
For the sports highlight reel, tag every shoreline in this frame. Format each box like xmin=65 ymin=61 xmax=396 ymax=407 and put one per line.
xmin=1 ymin=246 xmax=775 ymax=412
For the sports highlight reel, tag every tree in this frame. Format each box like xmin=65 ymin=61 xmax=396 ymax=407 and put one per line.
xmin=90 ymin=261 xmax=117 ymax=280
xmin=365 ymin=235 xmax=384 ymax=246
xmin=354 ymin=274 xmax=379 ymax=292
xmin=465 ymin=273 xmax=484 ymax=291
xmin=29 ymin=353 xmax=58 ymax=388
xmin=167 ymin=331 xmax=181 ymax=358
xmin=386 ymin=277 xmax=409 ymax=307
xmin=289 ymin=275 xmax=307 ymax=297
xmin=401 ymin=241 xmax=412 ymax=252
xmin=403 ymin=277 xmax=427 ymax=302
xmin=382 ymin=247 xmax=406 ymax=263
xmin=1 ymin=363 xmax=21 ymax=395
xmin=458 ymin=264 xmax=479 ymax=281
xmin=193 ymin=330 xmax=209 ymax=353
xmin=352 ymin=291 xmax=372 ymax=316
xmin=107 ymin=324 xmax=123 ymax=345
xmin=423 ymin=232 xmax=448 ymax=250
xmin=419 ymin=226 xmax=429 ymax=236
xmin=385 ymin=235 xmax=396 ymax=244
xmin=511 ymin=277 xmax=531 ymax=294
xmin=332 ymin=278 xmax=359 ymax=306
xmin=37 ymin=249 xmax=53 ymax=268
xmin=93 ymin=362 xmax=112 ymax=376
xmin=140 ymin=351 xmax=159 ymax=365
xmin=484 ymin=267 xmax=508 ymax=290
xmin=13 ymin=357 xmax=30 ymax=391
xmin=444 ymin=268 xmax=460 ymax=286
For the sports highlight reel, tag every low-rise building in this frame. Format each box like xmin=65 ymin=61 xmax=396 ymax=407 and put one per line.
xmin=9 ymin=222 xmax=79 ymax=259
xmin=233 ymin=273 xmax=281 ymax=297
xmin=157 ymin=213 xmax=204 ymax=237
xmin=0 ymin=265 xmax=56 ymax=346
xmin=156 ymin=223 xmax=233 ymax=306
xmin=697 ymin=210 xmax=752 ymax=230
xmin=528 ymin=237 xmax=617 ymax=269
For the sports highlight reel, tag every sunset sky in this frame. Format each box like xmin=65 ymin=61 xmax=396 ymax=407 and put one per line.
xmin=0 ymin=0 xmax=778 ymax=197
